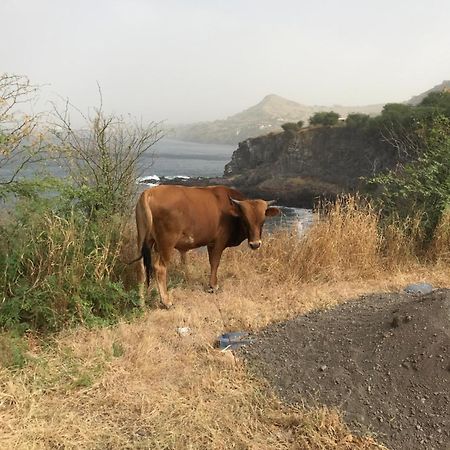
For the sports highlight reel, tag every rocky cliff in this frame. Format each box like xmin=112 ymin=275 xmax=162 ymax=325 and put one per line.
xmin=223 ymin=127 xmax=397 ymax=207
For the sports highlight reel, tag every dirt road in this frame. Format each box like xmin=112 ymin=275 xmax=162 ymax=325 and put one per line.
xmin=241 ymin=289 xmax=450 ymax=450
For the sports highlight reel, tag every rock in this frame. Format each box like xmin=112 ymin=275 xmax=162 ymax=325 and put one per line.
xmin=404 ymin=283 xmax=433 ymax=295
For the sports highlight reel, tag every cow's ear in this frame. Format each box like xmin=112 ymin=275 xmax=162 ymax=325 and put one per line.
xmin=229 ymin=197 xmax=242 ymax=217
xmin=265 ymin=206 xmax=281 ymax=217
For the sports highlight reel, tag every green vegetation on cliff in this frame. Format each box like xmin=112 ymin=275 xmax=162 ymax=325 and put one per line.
xmin=309 ymin=111 xmax=340 ymax=126
xmin=367 ymin=94 xmax=450 ymax=239
xmin=348 ymin=90 xmax=450 ymax=135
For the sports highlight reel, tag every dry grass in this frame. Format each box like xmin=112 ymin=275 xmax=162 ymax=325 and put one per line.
xmin=248 ymin=196 xmax=382 ymax=283
xmin=430 ymin=209 xmax=450 ymax=262
xmin=1 ymin=197 xmax=449 ymax=449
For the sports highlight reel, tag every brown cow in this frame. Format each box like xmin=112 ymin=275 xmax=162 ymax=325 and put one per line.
xmin=135 ymin=185 xmax=280 ymax=308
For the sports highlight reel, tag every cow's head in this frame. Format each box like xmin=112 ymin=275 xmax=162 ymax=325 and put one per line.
xmin=230 ymin=198 xmax=281 ymax=249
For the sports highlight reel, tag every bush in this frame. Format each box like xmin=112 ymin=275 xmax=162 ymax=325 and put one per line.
xmin=346 ymin=113 xmax=370 ymax=129
xmin=0 ymin=181 xmax=141 ymax=333
xmin=419 ymin=90 xmax=450 ymax=116
xmin=0 ymin=73 xmax=43 ymax=186
xmin=309 ymin=111 xmax=340 ymax=126
xmin=0 ymin=83 xmax=162 ymax=335
xmin=369 ymin=115 xmax=450 ymax=240
xmin=0 ymin=332 xmax=29 ymax=369
xmin=281 ymin=122 xmax=302 ymax=133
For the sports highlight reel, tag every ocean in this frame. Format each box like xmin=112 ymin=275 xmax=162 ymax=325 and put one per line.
xmin=147 ymin=139 xmax=234 ymax=177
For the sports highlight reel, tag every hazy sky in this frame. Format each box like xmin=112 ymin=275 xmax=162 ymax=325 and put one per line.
xmin=2 ymin=0 xmax=449 ymax=123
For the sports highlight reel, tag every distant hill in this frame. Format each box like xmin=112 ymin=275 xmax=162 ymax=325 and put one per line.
xmin=172 ymin=94 xmax=384 ymax=145
xmin=173 ymin=81 xmax=449 ymax=145
xmin=405 ymin=80 xmax=450 ymax=106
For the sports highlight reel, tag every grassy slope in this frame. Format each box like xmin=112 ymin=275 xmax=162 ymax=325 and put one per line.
xmin=1 ymin=203 xmax=449 ymax=449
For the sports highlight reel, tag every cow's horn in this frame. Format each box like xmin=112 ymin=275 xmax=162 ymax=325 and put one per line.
xmin=266 ymin=200 xmax=277 ymax=206
xmin=230 ymin=197 xmax=242 ymax=206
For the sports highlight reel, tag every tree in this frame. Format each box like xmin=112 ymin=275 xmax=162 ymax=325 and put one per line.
xmin=0 ymin=74 xmax=44 ymax=186
xmin=51 ymin=93 xmax=164 ymax=215
xmin=346 ymin=113 xmax=370 ymax=128
xmin=281 ymin=121 xmax=302 ymax=133
xmin=419 ymin=90 xmax=450 ymax=116
xmin=309 ymin=111 xmax=340 ymax=126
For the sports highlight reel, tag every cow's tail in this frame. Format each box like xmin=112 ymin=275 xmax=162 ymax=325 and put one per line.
xmin=141 ymin=240 xmax=152 ymax=287
xmin=136 ymin=192 xmax=154 ymax=287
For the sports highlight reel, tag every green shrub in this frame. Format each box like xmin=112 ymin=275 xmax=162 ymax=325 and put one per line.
xmin=0 ymin=332 xmax=29 ymax=369
xmin=281 ymin=122 xmax=302 ymax=133
xmin=419 ymin=90 xmax=450 ymax=116
xmin=0 ymin=180 xmax=142 ymax=333
xmin=346 ymin=113 xmax=370 ymax=129
xmin=369 ymin=115 xmax=450 ymax=240
xmin=309 ymin=111 xmax=340 ymax=126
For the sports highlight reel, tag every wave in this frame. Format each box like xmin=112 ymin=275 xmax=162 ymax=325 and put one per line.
xmin=136 ymin=174 xmax=191 ymax=186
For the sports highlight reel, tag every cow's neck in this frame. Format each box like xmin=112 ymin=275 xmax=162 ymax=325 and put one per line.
xmin=226 ymin=216 xmax=247 ymax=248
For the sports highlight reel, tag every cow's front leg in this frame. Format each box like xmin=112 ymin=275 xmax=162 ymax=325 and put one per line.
xmin=207 ymin=244 xmax=224 ymax=293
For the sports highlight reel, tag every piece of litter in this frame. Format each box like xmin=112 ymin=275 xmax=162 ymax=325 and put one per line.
xmin=176 ymin=326 xmax=191 ymax=337
xmin=217 ymin=332 xmax=253 ymax=350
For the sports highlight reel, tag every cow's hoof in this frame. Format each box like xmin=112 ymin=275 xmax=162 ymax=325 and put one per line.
xmin=160 ymin=302 xmax=175 ymax=310
xmin=207 ymin=286 xmax=219 ymax=294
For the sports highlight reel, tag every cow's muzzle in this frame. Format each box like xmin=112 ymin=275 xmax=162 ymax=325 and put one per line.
xmin=249 ymin=240 xmax=261 ymax=250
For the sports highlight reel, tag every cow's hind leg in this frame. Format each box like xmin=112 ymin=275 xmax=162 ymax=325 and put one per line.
xmin=178 ymin=250 xmax=190 ymax=281
xmin=137 ymin=238 xmax=154 ymax=306
xmin=136 ymin=258 xmax=147 ymax=306
xmin=153 ymin=244 xmax=173 ymax=309
xmin=179 ymin=250 xmax=187 ymax=266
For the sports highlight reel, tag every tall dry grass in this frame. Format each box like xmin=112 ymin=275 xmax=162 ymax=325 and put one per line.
xmin=249 ymin=196 xmax=382 ymax=283
xmin=1 ymin=196 xmax=449 ymax=449
xmin=223 ymin=195 xmax=447 ymax=289
xmin=430 ymin=209 xmax=450 ymax=262
xmin=0 ymin=207 xmax=138 ymax=332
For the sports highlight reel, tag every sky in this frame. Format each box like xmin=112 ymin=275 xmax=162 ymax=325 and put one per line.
xmin=2 ymin=0 xmax=449 ymax=124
